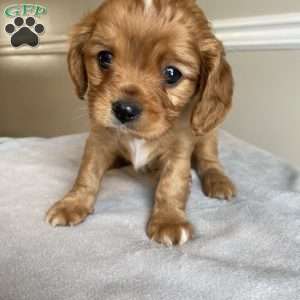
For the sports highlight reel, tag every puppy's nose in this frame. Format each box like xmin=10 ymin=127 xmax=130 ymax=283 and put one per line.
xmin=112 ymin=101 xmax=142 ymax=124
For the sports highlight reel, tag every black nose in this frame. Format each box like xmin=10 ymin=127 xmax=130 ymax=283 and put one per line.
xmin=112 ymin=101 xmax=142 ymax=124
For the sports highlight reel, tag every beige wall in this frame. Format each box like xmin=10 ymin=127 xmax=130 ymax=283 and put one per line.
xmin=198 ymin=0 xmax=300 ymax=19
xmin=224 ymin=51 xmax=300 ymax=167
xmin=0 ymin=55 xmax=89 ymax=137
xmin=197 ymin=0 xmax=300 ymax=167
xmin=0 ymin=0 xmax=101 ymax=137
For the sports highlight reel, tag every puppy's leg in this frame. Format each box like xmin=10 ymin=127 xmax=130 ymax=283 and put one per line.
xmin=194 ymin=131 xmax=236 ymax=200
xmin=147 ymin=156 xmax=193 ymax=246
xmin=46 ymin=134 xmax=116 ymax=226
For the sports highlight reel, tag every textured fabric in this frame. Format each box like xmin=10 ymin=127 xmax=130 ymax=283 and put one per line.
xmin=0 ymin=131 xmax=299 ymax=300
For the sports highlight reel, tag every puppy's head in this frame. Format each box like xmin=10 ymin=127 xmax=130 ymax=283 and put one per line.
xmin=68 ymin=0 xmax=233 ymax=139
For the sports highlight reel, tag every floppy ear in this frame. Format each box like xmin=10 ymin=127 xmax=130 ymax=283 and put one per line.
xmin=191 ymin=36 xmax=233 ymax=135
xmin=67 ymin=13 xmax=96 ymax=100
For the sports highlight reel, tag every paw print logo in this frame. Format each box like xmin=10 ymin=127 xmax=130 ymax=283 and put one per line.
xmin=5 ymin=17 xmax=45 ymax=48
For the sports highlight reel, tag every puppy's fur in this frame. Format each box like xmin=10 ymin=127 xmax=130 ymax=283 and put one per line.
xmin=46 ymin=0 xmax=236 ymax=246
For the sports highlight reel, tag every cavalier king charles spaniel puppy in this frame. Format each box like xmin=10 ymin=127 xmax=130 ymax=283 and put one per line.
xmin=46 ymin=0 xmax=236 ymax=246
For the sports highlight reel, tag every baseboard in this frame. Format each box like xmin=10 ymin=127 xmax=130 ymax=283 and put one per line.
xmin=214 ymin=13 xmax=300 ymax=51
xmin=1 ymin=13 xmax=300 ymax=56
xmin=0 ymin=35 xmax=68 ymax=56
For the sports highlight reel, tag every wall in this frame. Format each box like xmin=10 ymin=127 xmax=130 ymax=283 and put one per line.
xmin=0 ymin=0 xmax=101 ymax=137
xmin=197 ymin=0 xmax=300 ymax=167
xmin=225 ymin=51 xmax=300 ymax=167
xmin=0 ymin=55 xmax=89 ymax=137
xmin=198 ymin=0 xmax=300 ymax=19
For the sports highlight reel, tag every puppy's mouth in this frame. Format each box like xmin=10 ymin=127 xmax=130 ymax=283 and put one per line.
xmin=111 ymin=116 xmax=138 ymax=131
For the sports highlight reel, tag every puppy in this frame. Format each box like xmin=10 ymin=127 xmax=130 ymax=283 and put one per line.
xmin=46 ymin=0 xmax=236 ymax=246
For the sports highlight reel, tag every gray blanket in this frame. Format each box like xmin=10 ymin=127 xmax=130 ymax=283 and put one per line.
xmin=0 ymin=131 xmax=299 ymax=300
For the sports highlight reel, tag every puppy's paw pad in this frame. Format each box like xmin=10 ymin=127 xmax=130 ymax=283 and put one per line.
xmin=147 ymin=220 xmax=193 ymax=246
xmin=46 ymin=201 xmax=93 ymax=227
xmin=202 ymin=169 xmax=236 ymax=200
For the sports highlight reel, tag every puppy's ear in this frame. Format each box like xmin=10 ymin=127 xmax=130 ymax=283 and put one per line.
xmin=68 ymin=13 xmax=96 ymax=100
xmin=192 ymin=36 xmax=233 ymax=135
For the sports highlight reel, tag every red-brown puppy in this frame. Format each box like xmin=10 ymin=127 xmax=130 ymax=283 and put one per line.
xmin=46 ymin=0 xmax=236 ymax=246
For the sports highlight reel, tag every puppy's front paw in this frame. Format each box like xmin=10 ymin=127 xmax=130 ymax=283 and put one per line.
xmin=202 ymin=168 xmax=236 ymax=200
xmin=46 ymin=200 xmax=93 ymax=227
xmin=147 ymin=217 xmax=193 ymax=246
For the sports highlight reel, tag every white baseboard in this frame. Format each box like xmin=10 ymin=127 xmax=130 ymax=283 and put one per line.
xmin=0 ymin=35 xmax=68 ymax=56
xmin=214 ymin=13 xmax=300 ymax=51
xmin=1 ymin=13 xmax=300 ymax=56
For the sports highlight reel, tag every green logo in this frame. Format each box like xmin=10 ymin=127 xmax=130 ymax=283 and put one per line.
xmin=4 ymin=4 xmax=47 ymax=18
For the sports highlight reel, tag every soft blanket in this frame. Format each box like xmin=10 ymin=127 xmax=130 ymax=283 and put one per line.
xmin=0 ymin=131 xmax=299 ymax=300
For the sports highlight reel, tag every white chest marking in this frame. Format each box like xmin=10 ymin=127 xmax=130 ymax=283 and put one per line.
xmin=128 ymin=139 xmax=150 ymax=170
xmin=144 ymin=0 xmax=153 ymax=11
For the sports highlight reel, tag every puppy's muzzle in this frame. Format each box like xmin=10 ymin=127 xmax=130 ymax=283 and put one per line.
xmin=112 ymin=100 xmax=142 ymax=124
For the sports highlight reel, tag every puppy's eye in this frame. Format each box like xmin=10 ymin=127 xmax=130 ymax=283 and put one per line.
xmin=97 ymin=51 xmax=113 ymax=69
xmin=163 ymin=66 xmax=182 ymax=85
